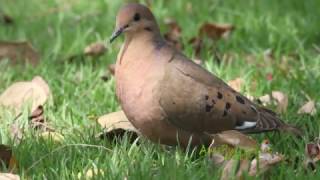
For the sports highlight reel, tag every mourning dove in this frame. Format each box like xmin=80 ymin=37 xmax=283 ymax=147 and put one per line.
xmin=110 ymin=3 xmax=302 ymax=147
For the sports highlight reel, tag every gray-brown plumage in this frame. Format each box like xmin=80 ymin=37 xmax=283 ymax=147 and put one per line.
xmin=110 ymin=3 xmax=301 ymax=147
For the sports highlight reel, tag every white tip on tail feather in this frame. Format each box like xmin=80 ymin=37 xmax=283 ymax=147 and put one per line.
xmin=235 ymin=121 xmax=257 ymax=130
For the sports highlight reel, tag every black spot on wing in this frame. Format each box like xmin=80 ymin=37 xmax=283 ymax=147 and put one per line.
xmin=236 ymin=95 xmax=245 ymax=104
xmin=205 ymin=104 xmax=213 ymax=112
xmin=225 ymin=102 xmax=231 ymax=110
xmin=205 ymin=95 xmax=209 ymax=100
xmin=217 ymin=92 xmax=223 ymax=99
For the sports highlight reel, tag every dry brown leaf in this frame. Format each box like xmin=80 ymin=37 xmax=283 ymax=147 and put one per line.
xmin=0 ymin=173 xmax=20 ymax=180
xmin=298 ymin=100 xmax=317 ymax=116
xmin=272 ymin=91 xmax=288 ymax=113
xmin=84 ymin=42 xmax=107 ymax=57
xmin=248 ymin=153 xmax=283 ymax=176
xmin=0 ymin=76 xmax=51 ymax=116
xmin=0 ymin=144 xmax=17 ymax=171
xmin=0 ymin=41 xmax=40 ymax=66
xmin=163 ymin=18 xmax=183 ymax=50
xmin=211 ymin=130 xmax=257 ymax=151
xmin=304 ymin=140 xmax=320 ymax=170
xmin=97 ymin=111 xmax=139 ymax=140
xmin=199 ymin=23 xmax=234 ymax=40
xmin=258 ymin=91 xmax=288 ymax=113
xmin=227 ymin=78 xmax=244 ymax=92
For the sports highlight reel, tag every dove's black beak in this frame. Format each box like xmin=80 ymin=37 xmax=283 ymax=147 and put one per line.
xmin=109 ymin=25 xmax=128 ymax=43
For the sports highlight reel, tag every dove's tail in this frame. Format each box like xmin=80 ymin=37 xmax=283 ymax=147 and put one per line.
xmin=240 ymin=107 xmax=303 ymax=137
xmin=258 ymin=107 xmax=303 ymax=137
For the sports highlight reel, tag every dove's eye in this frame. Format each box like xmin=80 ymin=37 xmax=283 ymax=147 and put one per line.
xmin=133 ymin=13 xmax=140 ymax=21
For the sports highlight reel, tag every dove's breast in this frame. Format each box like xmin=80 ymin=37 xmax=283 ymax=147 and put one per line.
xmin=114 ymin=42 xmax=168 ymax=137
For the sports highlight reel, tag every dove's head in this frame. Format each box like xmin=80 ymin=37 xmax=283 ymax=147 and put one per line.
xmin=110 ymin=3 xmax=160 ymax=43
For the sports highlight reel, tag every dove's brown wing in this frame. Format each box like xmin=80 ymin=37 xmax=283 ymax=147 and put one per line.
xmin=159 ymin=53 xmax=285 ymax=134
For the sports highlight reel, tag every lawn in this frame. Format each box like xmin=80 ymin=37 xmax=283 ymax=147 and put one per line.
xmin=0 ymin=0 xmax=320 ymax=179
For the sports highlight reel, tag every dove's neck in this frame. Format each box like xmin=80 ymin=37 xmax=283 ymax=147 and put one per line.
xmin=118 ymin=30 xmax=164 ymax=64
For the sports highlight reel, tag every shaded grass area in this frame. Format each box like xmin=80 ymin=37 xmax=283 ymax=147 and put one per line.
xmin=0 ymin=0 xmax=320 ymax=179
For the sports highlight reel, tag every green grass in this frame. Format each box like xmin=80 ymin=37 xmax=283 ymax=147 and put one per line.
xmin=0 ymin=0 xmax=320 ymax=179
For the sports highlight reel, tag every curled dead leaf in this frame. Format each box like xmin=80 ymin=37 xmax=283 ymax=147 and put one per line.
xmin=248 ymin=153 xmax=283 ymax=176
xmin=210 ymin=130 xmax=257 ymax=151
xmin=0 ymin=76 xmax=51 ymax=116
xmin=84 ymin=42 xmax=107 ymax=57
xmin=0 ymin=41 xmax=40 ymax=66
xmin=97 ymin=111 xmax=139 ymax=141
xmin=199 ymin=23 xmax=234 ymax=40
xmin=227 ymin=78 xmax=244 ymax=92
xmin=298 ymin=100 xmax=317 ymax=116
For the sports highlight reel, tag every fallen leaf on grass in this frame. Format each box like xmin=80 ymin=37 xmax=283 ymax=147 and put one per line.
xmin=227 ymin=78 xmax=244 ymax=92
xmin=209 ymin=138 xmax=283 ymax=179
xmin=210 ymin=130 xmax=257 ymax=151
xmin=84 ymin=42 xmax=107 ymax=57
xmin=0 ymin=76 xmax=51 ymax=116
xmin=248 ymin=152 xmax=284 ymax=176
xmin=0 ymin=173 xmax=20 ymax=180
xmin=0 ymin=144 xmax=17 ymax=171
xmin=258 ymin=91 xmax=288 ymax=113
xmin=304 ymin=139 xmax=320 ymax=171
xmin=271 ymin=91 xmax=288 ymax=113
xmin=163 ymin=18 xmax=183 ymax=50
xmin=199 ymin=23 xmax=234 ymax=40
xmin=298 ymin=100 xmax=317 ymax=116
xmin=0 ymin=41 xmax=40 ymax=66
xmin=97 ymin=111 xmax=139 ymax=141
